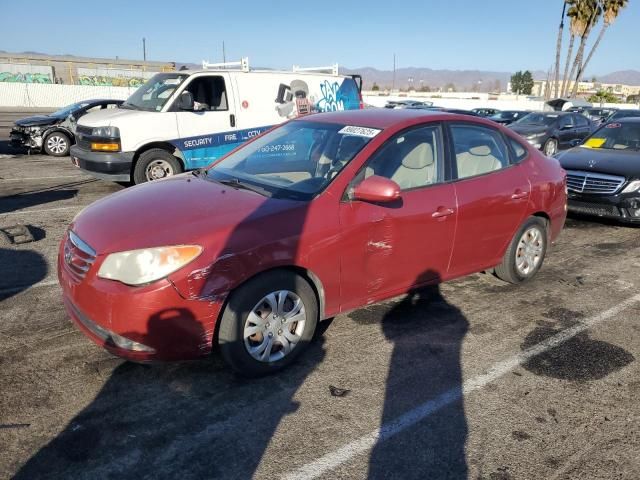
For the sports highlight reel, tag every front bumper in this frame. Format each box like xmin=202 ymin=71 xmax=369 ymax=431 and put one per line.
xmin=567 ymin=191 xmax=640 ymax=223
xmin=58 ymin=236 xmax=223 ymax=361
xmin=70 ymin=145 xmax=134 ymax=182
xmin=10 ymin=128 xmax=41 ymax=150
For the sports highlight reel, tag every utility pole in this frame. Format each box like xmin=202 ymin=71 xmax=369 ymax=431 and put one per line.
xmin=392 ymin=53 xmax=396 ymax=91
xmin=142 ymin=37 xmax=147 ymax=62
xmin=222 ymin=40 xmax=226 ymax=63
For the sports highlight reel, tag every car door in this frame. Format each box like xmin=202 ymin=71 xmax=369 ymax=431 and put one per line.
xmin=447 ymin=122 xmax=530 ymax=276
xmin=173 ymin=74 xmax=237 ymax=168
xmin=338 ymin=124 xmax=458 ymax=311
xmin=573 ymin=114 xmax=592 ymax=142
xmin=557 ymin=115 xmax=579 ymax=149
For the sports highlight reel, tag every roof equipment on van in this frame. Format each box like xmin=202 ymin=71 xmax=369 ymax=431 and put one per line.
xmin=292 ymin=64 xmax=340 ymax=76
xmin=202 ymin=57 xmax=250 ymax=72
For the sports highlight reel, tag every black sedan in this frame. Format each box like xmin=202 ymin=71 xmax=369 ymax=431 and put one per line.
xmin=487 ymin=110 xmax=530 ymax=125
xmin=509 ymin=111 xmax=592 ymax=156
xmin=606 ymin=109 xmax=640 ymax=122
xmin=556 ymin=118 xmax=640 ymax=223
xmin=9 ymin=99 xmax=123 ymax=156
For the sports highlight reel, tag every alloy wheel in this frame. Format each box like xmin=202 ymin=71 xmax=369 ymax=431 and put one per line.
xmin=515 ymin=227 xmax=544 ymax=276
xmin=47 ymin=135 xmax=68 ymax=154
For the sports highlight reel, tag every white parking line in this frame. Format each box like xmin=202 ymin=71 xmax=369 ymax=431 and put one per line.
xmin=0 ymin=206 xmax=82 ymax=216
xmin=282 ymin=293 xmax=640 ymax=480
xmin=0 ymin=279 xmax=59 ymax=296
xmin=0 ymin=175 xmax=89 ymax=182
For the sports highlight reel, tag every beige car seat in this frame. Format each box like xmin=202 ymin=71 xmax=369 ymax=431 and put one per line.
xmin=456 ymin=145 xmax=502 ymax=179
xmin=390 ymin=142 xmax=436 ymax=189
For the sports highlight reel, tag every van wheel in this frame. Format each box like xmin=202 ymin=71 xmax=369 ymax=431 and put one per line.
xmin=133 ymin=149 xmax=182 ymax=184
xmin=494 ymin=217 xmax=548 ymax=284
xmin=218 ymin=270 xmax=318 ymax=377
xmin=43 ymin=132 xmax=70 ymax=156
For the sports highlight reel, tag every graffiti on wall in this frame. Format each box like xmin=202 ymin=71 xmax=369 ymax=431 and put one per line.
xmin=0 ymin=71 xmax=53 ymax=83
xmin=77 ymin=75 xmax=145 ymax=87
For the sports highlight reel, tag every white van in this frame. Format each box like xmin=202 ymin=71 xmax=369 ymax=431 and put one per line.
xmin=70 ymin=59 xmax=363 ymax=184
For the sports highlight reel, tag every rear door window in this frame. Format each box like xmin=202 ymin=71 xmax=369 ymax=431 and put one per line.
xmin=450 ymin=124 xmax=510 ymax=179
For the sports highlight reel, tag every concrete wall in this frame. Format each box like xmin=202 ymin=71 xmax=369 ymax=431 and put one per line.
xmin=363 ymin=94 xmax=546 ymax=111
xmin=0 ymin=83 xmax=135 ymax=108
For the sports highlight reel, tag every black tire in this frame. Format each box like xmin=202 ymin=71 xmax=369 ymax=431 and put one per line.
xmin=542 ymin=138 xmax=558 ymax=157
xmin=132 ymin=148 xmax=182 ymax=184
xmin=43 ymin=131 xmax=71 ymax=157
xmin=494 ymin=217 xmax=548 ymax=284
xmin=218 ymin=270 xmax=318 ymax=377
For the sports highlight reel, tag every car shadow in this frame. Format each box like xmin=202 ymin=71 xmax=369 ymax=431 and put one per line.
xmin=0 ymin=248 xmax=48 ymax=301
xmin=356 ymin=272 xmax=469 ymax=479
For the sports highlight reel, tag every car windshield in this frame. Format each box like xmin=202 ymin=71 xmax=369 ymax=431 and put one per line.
xmin=51 ymin=102 xmax=89 ymax=118
xmin=515 ymin=113 xmax=558 ymax=126
xmin=581 ymin=122 xmax=640 ymax=150
xmin=489 ymin=111 xmax=516 ymax=120
xmin=206 ymin=120 xmax=378 ymax=200
xmin=610 ymin=110 xmax=640 ymax=121
xmin=121 ymin=73 xmax=187 ymax=112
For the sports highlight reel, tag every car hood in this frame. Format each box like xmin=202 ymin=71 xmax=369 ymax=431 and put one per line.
xmin=77 ymin=108 xmax=155 ymax=128
xmin=71 ymin=173 xmax=306 ymax=255
xmin=15 ymin=115 xmax=60 ymax=127
xmin=509 ymin=124 xmax=549 ymax=136
xmin=557 ymin=146 xmax=640 ymax=179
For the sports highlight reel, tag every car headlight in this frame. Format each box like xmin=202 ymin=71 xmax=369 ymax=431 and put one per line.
xmin=622 ymin=180 xmax=640 ymax=194
xmin=91 ymin=126 xmax=120 ymax=137
xmin=98 ymin=245 xmax=203 ymax=286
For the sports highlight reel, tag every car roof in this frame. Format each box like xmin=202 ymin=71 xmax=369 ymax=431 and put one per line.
xmin=613 ymin=117 xmax=640 ymax=123
xmin=300 ymin=108 xmax=499 ymax=129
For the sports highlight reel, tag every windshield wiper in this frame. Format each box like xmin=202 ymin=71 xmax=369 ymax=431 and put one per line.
xmin=215 ymin=177 xmax=271 ymax=197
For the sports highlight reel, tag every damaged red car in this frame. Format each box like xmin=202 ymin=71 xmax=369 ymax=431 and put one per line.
xmin=59 ymin=109 xmax=567 ymax=376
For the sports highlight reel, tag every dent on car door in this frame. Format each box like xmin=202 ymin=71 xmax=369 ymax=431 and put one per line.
xmin=338 ymin=123 xmax=457 ymax=310
xmin=446 ymin=123 xmax=530 ymax=276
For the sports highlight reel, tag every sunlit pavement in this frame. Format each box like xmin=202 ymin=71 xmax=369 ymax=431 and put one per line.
xmin=1 ymin=147 xmax=639 ymax=479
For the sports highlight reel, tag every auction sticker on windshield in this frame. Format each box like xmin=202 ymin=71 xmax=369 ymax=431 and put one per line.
xmin=339 ymin=126 xmax=382 ymax=138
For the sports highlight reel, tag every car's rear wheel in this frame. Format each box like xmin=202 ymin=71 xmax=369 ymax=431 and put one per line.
xmin=218 ymin=270 xmax=318 ymax=377
xmin=494 ymin=217 xmax=548 ymax=284
xmin=43 ymin=132 xmax=71 ymax=156
xmin=543 ymin=138 xmax=558 ymax=156
xmin=133 ymin=149 xmax=183 ymax=184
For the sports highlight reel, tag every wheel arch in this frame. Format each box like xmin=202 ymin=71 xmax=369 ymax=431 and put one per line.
xmin=43 ymin=126 xmax=74 ymax=143
xmin=132 ymin=142 xmax=185 ymax=171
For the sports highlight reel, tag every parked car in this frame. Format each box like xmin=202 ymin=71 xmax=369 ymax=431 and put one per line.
xmin=471 ymin=108 xmax=500 ymax=117
xmin=384 ymin=100 xmax=434 ymax=109
xmin=556 ymin=118 xmax=640 ymax=223
xmin=488 ymin=110 xmax=530 ymax=125
xmin=578 ymin=107 xmax=617 ymax=125
xmin=9 ymin=99 xmax=123 ymax=156
xmin=509 ymin=111 xmax=592 ymax=156
xmin=59 ymin=109 xmax=567 ymax=376
xmin=606 ymin=109 xmax=640 ymax=122
xmin=71 ymin=62 xmax=363 ymax=184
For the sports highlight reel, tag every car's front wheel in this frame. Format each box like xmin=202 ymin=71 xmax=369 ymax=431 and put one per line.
xmin=133 ymin=148 xmax=183 ymax=184
xmin=218 ymin=270 xmax=318 ymax=377
xmin=43 ymin=132 xmax=71 ymax=156
xmin=543 ymin=138 xmax=558 ymax=156
xmin=494 ymin=217 xmax=548 ymax=284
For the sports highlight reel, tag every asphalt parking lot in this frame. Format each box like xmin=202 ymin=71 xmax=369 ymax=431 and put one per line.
xmin=1 ymin=141 xmax=639 ymax=480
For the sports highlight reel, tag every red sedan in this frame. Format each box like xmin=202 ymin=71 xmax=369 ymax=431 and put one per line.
xmin=59 ymin=109 xmax=567 ymax=376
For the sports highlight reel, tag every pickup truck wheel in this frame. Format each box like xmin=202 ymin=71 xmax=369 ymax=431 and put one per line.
xmin=494 ymin=217 xmax=548 ymax=284
xmin=218 ymin=270 xmax=318 ymax=377
xmin=43 ymin=132 xmax=70 ymax=156
xmin=133 ymin=149 xmax=182 ymax=184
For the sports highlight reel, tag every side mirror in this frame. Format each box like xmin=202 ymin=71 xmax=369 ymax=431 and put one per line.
xmin=178 ymin=91 xmax=194 ymax=111
xmin=350 ymin=175 xmax=401 ymax=203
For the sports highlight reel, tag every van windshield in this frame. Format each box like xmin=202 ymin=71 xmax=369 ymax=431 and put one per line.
xmin=206 ymin=121 xmax=379 ymax=200
xmin=121 ymin=73 xmax=187 ymax=112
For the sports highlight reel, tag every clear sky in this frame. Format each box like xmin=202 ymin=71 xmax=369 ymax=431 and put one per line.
xmin=2 ymin=0 xmax=639 ymax=74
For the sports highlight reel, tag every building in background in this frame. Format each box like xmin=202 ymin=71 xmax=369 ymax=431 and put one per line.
xmin=532 ymin=79 xmax=640 ymax=102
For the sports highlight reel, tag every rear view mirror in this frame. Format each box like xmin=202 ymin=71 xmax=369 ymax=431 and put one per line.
xmin=178 ymin=91 xmax=195 ymax=111
xmin=350 ymin=175 xmax=401 ymax=203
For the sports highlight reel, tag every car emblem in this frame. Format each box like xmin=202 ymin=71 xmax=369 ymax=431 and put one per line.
xmin=588 ymin=159 xmax=597 ymax=169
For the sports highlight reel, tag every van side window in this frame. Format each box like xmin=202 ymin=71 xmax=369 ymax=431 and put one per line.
xmin=450 ymin=124 xmax=510 ymax=179
xmin=184 ymin=76 xmax=228 ymax=111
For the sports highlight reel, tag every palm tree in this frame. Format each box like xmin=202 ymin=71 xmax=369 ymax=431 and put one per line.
xmin=568 ymin=0 xmax=602 ymax=97
xmin=576 ymin=0 xmax=629 ymax=90
xmin=553 ymin=1 xmax=568 ymax=98
xmin=561 ymin=0 xmax=588 ymax=97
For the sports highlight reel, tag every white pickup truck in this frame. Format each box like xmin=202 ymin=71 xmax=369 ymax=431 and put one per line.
xmin=70 ymin=59 xmax=363 ymax=184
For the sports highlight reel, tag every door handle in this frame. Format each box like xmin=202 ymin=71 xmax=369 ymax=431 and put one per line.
xmin=511 ymin=190 xmax=529 ymax=200
xmin=432 ymin=207 xmax=455 ymax=218
xmin=230 ymin=114 xmax=236 ymax=127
